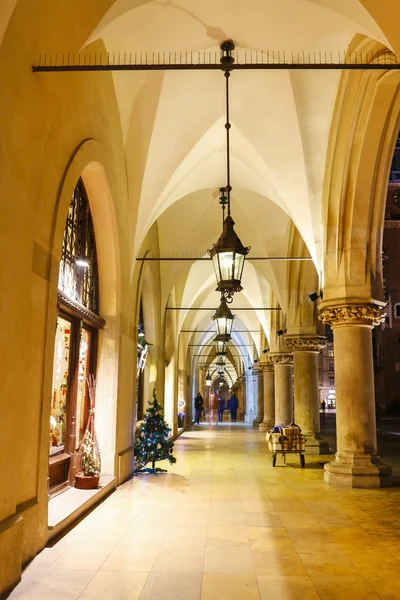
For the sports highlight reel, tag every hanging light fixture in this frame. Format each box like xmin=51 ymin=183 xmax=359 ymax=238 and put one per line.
xmin=212 ymin=295 xmax=235 ymax=337
xmin=216 ymin=354 xmax=226 ymax=367
xmin=208 ymin=40 xmax=250 ymax=303
xmin=214 ymin=335 xmax=229 ymax=355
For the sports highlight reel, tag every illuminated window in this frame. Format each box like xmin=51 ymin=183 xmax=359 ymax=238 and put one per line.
xmin=49 ymin=179 xmax=103 ymax=493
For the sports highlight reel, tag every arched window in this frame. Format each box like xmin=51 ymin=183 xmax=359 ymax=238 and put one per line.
xmin=136 ymin=299 xmax=147 ymax=419
xmin=49 ymin=179 xmax=104 ymax=493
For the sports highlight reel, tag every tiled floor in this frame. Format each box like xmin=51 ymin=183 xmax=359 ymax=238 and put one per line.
xmin=10 ymin=423 xmax=400 ymax=599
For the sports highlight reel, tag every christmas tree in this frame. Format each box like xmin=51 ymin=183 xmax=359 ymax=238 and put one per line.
xmin=134 ymin=390 xmax=177 ymax=474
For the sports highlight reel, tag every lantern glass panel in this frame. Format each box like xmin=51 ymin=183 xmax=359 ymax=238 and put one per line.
xmin=233 ymin=252 xmax=245 ymax=281
xmin=219 ymin=251 xmax=235 ymax=282
xmin=211 ymin=254 xmax=222 ymax=285
xmin=216 ymin=315 xmax=233 ymax=337
xmin=215 ymin=339 xmax=228 ymax=354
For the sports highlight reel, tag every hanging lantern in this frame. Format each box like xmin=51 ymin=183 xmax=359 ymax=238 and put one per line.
xmin=212 ymin=295 xmax=235 ymax=337
xmin=214 ymin=335 xmax=229 ymax=355
xmin=205 ymin=372 xmax=212 ymax=387
xmin=209 ymin=216 xmax=250 ymax=301
xmin=208 ymin=42 xmax=250 ymax=302
xmin=216 ymin=354 xmax=226 ymax=366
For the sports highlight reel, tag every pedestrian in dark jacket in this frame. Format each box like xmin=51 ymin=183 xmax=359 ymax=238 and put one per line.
xmin=228 ymin=393 xmax=239 ymax=422
xmin=216 ymin=395 xmax=226 ymax=422
xmin=194 ymin=393 xmax=204 ymax=425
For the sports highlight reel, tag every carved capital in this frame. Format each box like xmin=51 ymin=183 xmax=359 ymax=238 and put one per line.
xmin=269 ymin=353 xmax=293 ymax=366
xmin=285 ymin=336 xmax=328 ymax=353
xmin=318 ymin=301 xmax=386 ymax=328
xmin=258 ymin=362 xmax=274 ymax=373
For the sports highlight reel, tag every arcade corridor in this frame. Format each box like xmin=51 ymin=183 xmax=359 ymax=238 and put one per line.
xmin=9 ymin=424 xmax=400 ymax=600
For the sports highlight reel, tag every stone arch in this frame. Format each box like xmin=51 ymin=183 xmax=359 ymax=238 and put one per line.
xmin=323 ymin=37 xmax=400 ymax=301
xmin=42 ymin=139 xmax=121 ymax=493
xmin=135 ymin=259 xmax=161 ymax=412
xmin=286 ymin=224 xmax=320 ymax=334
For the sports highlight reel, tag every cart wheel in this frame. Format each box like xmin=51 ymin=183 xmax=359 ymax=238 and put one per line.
xmin=300 ymin=454 xmax=305 ymax=468
xmin=272 ymin=454 xmax=277 ymax=467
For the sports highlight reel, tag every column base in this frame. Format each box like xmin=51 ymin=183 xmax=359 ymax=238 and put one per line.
xmin=324 ymin=452 xmax=392 ymax=488
xmin=259 ymin=420 xmax=274 ymax=432
xmin=253 ymin=417 xmax=263 ymax=427
xmin=303 ymin=434 xmax=330 ymax=455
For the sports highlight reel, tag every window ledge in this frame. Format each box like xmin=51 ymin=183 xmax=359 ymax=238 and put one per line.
xmin=48 ymin=475 xmax=116 ymax=541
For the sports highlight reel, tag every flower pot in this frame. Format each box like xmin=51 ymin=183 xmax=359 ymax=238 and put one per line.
xmin=75 ymin=473 xmax=100 ymax=489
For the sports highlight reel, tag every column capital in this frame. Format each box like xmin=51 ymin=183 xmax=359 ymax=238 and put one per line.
xmin=269 ymin=352 xmax=293 ymax=366
xmin=251 ymin=368 xmax=263 ymax=376
xmin=258 ymin=361 xmax=274 ymax=373
xmin=285 ymin=335 xmax=327 ymax=353
xmin=318 ymin=299 xmax=386 ymax=329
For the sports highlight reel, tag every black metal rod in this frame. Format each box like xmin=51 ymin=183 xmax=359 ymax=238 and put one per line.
xmin=194 ymin=354 xmax=244 ymax=357
xmin=189 ymin=344 xmax=254 ymax=347
xmin=135 ymin=256 xmax=311 ymax=261
xmin=32 ymin=63 xmax=400 ymax=73
xmin=166 ymin=307 xmax=281 ymax=310
xmin=225 ymin=71 xmax=231 ymax=217
xmin=182 ymin=329 xmax=263 ymax=332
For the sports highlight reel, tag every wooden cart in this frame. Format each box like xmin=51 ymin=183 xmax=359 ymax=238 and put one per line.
xmin=266 ymin=426 xmax=306 ymax=467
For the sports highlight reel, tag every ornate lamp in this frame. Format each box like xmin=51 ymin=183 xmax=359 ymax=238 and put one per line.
xmin=212 ymin=295 xmax=235 ymax=337
xmin=216 ymin=354 xmax=226 ymax=366
xmin=205 ymin=372 xmax=212 ymax=387
xmin=214 ymin=335 xmax=229 ymax=355
xmin=208 ymin=41 xmax=250 ymax=302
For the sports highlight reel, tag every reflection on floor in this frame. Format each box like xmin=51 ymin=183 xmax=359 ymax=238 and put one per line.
xmin=9 ymin=423 xmax=400 ymax=599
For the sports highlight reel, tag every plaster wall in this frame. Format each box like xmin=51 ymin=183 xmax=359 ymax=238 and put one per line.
xmin=0 ymin=3 xmax=138 ymax=593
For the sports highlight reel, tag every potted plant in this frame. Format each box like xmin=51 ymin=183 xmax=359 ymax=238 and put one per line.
xmin=177 ymin=412 xmax=186 ymax=428
xmin=75 ymin=375 xmax=101 ymax=489
xmin=177 ymin=397 xmax=186 ymax=428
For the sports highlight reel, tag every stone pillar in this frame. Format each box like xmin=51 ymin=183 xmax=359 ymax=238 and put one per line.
xmin=236 ymin=381 xmax=245 ymax=421
xmin=285 ymin=336 xmax=329 ymax=454
xmin=253 ymin=369 xmax=264 ymax=426
xmin=270 ymin=353 xmax=293 ymax=425
xmin=259 ymin=362 xmax=275 ymax=431
xmin=319 ymin=300 xmax=391 ymax=487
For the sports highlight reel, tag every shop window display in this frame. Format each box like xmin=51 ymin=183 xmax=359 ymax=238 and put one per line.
xmin=49 ymin=178 xmax=103 ymax=492
xmin=50 ymin=317 xmax=71 ymax=456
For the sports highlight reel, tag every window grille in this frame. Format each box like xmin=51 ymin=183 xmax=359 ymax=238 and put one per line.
xmin=58 ymin=179 xmax=99 ymax=313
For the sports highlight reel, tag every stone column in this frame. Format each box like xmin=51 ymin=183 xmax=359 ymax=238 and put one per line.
xmin=236 ymin=381 xmax=245 ymax=420
xmin=319 ymin=300 xmax=391 ymax=487
xmin=259 ymin=362 xmax=275 ymax=431
xmin=270 ymin=353 xmax=293 ymax=425
xmin=285 ymin=336 xmax=329 ymax=454
xmin=253 ymin=369 xmax=264 ymax=426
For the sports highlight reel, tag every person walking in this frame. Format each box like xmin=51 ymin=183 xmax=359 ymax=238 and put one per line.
xmin=228 ymin=392 xmax=239 ymax=422
xmin=216 ymin=395 xmax=225 ymax=423
xmin=194 ymin=392 xmax=204 ymax=425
